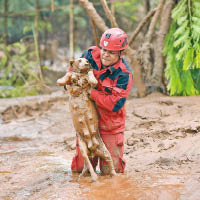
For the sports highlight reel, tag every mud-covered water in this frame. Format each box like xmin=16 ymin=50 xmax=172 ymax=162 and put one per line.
xmin=0 ymin=93 xmax=200 ymax=200
xmin=0 ymin=138 xmax=183 ymax=200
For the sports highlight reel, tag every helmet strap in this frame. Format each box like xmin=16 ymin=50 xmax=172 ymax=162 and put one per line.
xmin=119 ymin=50 xmax=125 ymax=57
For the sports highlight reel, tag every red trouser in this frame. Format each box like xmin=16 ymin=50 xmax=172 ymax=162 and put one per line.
xmin=71 ymin=133 xmax=125 ymax=174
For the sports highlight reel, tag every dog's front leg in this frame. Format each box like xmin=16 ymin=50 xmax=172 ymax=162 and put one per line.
xmin=88 ymin=70 xmax=98 ymax=86
xmin=77 ymin=135 xmax=98 ymax=182
xmin=57 ymin=72 xmax=72 ymax=86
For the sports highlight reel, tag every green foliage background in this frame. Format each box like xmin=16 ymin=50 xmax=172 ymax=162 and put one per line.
xmin=164 ymin=0 xmax=200 ymax=96
xmin=0 ymin=0 xmax=143 ymax=46
xmin=0 ymin=0 xmax=144 ymax=98
xmin=0 ymin=39 xmax=43 ymax=98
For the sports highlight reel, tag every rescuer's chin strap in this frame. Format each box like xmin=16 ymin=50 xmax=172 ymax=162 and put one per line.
xmin=111 ymin=50 xmax=124 ymax=66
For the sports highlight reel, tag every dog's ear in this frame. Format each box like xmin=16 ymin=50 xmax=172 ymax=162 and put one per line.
xmin=70 ymin=60 xmax=74 ymax=67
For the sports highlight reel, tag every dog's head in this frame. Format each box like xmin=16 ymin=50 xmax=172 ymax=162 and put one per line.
xmin=70 ymin=58 xmax=91 ymax=73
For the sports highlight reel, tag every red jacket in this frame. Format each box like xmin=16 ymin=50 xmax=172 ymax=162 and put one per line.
xmin=82 ymin=46 xmax=133 ymax=134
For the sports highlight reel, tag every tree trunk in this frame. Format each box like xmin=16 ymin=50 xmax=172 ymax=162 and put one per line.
xmin=51 ymin=0 xmax=55 ymax=12
xmin=150 ymin=0 xmax=175 ymax=90
xmin=129 ymin=8 xmax=157 ymax=47
xmin=69 ymin=0 xmax=74 ymax=59
xmin=100 ymin=0 xmax=118 ymax=27
xmin=78 ymin=0 xmax=108 ymax=32
xmin=126 ymin=48 xmax=147 ymax=97
xmin=140 ymin=0 xmax=165 ymax=85
xmin=90 ymin=19 xmax=99 ymax=47
xmin=34 ymin=0 xmax=43 ymax=81
xmin=111 ymin=1 xmax=115 ymax=17
xmin=3 ymin=0 xmax=8 ymax=45
xmin=144 ymin=0 xmax=151 ymax=14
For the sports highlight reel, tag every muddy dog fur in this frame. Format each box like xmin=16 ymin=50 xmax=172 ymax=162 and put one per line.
xmin=57 ymin=58 xmax=116 ymax=181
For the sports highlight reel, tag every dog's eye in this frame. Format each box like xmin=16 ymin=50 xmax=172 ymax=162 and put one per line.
xmin=78 ymin=59 xmax=82 ymax=63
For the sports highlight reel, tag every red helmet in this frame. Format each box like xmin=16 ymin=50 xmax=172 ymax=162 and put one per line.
xmin=100 ymin=28 xmax=128 ymax=51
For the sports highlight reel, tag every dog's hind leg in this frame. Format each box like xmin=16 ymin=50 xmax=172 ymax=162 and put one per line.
xmin=95 ymin=135 xmax=117 ymax=177
xmin=78 ymin=161 xmax=89 ymax=179
xmin=77 ymin=136 xmax=98 ymax=182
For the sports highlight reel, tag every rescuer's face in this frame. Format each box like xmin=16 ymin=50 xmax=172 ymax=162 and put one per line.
xmin=100 ymin=48 xmax=120 ymax=67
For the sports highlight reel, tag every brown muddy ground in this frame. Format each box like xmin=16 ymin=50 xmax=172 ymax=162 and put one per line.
xmin=0 ymin=91 xmax=200 ymax=200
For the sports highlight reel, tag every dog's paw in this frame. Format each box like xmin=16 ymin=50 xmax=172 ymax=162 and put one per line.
xmin=91 ymin=173 xmax=98 ymax=182
xmin=57 ymin=73 xmax=72 ymax=86
xmin=57 ymin=77 xmax=66 ymax=86
xmin=111 ymin=170 xmax=117 ymax=177
xmin=88 ymin=71 xmax=98 ymax=86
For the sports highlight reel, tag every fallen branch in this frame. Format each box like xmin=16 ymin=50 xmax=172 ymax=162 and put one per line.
xmin=126 ymin=47 xmax=146 ymax=97
xmin=78 ymin=0 xmax=108 ymax=32
xmin=141 ymin=0 xmax=165 ymax=82
xmin=151 ymin=0 xmax=175 ymax=88
xmin=146 ymin=0 xmax=165 ymax=43
xmin=90 ymin=18 xmax=100 ymax=47
xmin=129 ymin=8 xmax=157 ymax=46
xmin=100 ymin=0 xmax=118 ymax=27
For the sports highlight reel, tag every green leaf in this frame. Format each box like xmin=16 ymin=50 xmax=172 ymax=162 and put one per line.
xmin=191 ymin=16 xmax=200 ymax=25
xmin=12 ymin=42 xmax=21 ymax=49
xmin=193 ymin=1 xmax=200 ymax=10
xmin=23 ymin=26 xmax=32 ymax=34
xmin=183 ymin=49 xmax=194 ymax=70
xmin=192 ymin=24 xmax=200 ymax=34
xmin=174 ymin=30 xmax=189 ymax=48
xmin=192 ymin=24 xmax=200 ymax=41
xmin=195 ymin=51 xmax=200 ymax=68
xmin=0 ymin=54 xmax=7 ymax=67
xmin=171 ymin=0 xmax=186 ymax=20
xmin=174 ymin=20 xmax=188 ymax=39
xmin=164 ymin=0 xmax=200 ymax=96
xmin=176 ymin=40 xmax=190 ymax=61
xmin=181 ymin=70 xmax=199 ymax=95
xmin=5 ymin=63 xmax=13 ymax=76
xmin=177 ymin=15 xmax=187 ymax=25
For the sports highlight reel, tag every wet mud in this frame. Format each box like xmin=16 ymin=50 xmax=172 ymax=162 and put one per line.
xmin=0 ymin=92 xmax=200 ymax=200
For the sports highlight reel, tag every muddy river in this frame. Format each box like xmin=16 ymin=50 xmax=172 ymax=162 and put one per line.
xmin=0 ymin=92 xmax=200 ymax=199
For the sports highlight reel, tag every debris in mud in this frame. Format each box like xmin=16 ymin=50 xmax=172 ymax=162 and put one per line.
xmin=158 ymin=140 xmax=176 ymax=152
xmin=0 ymin=135 xmax=32 ymax=142
xmin=126 ymin=138 xmax=140 ymax=146
xmin=0 ymin=91 xmax=68 ymax=122
xmin=158 ymin=100 xmax=174 ymax=106
xmin=63 ymin=137 xmax=76 ymax=150
xmin=154 ymin=157 xmax=175 ymax=166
